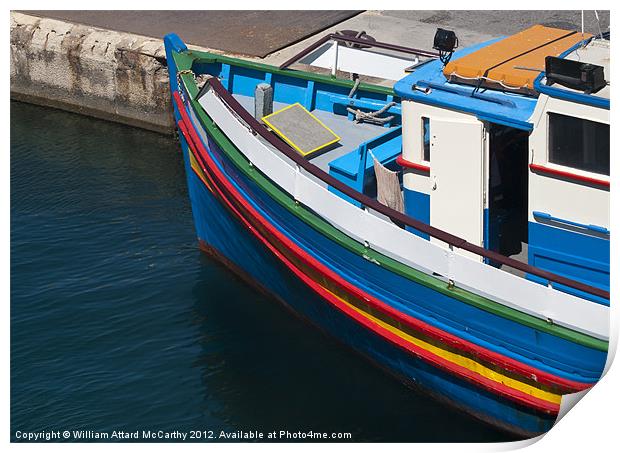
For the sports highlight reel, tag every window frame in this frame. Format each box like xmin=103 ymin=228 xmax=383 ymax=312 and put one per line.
xmin=421 ymin=116 xmax=431 ymax=163
xmin=545 ymin=111 xmax=610 ymax=178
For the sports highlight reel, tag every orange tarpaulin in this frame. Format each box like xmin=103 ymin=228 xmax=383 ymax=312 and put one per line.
xmin=443 ymin=25 xmax=591 ymax=94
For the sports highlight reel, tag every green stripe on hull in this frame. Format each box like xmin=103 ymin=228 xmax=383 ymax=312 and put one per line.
xmin=173 ymin=51 xmax=607 ymax=353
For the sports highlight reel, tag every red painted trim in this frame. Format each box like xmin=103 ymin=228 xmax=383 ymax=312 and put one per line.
xmin=174 ymin=92 xmax=591 ymax=396
xmin=173 ymin=92 xmax=585 ymax=412
xmin=396 ymin=155 xmax=430 ymax=173
xmin=529 ymin=163 xmax=610 ymax=188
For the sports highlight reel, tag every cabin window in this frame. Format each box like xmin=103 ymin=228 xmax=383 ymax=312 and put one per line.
xmin=422 ymin=117 xmax=431 ymax=162
xmin=548 ymin=113 xmax=609 ymax=176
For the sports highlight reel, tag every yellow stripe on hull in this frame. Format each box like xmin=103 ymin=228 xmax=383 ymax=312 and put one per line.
xmin=190 ymin=152 xmax=213 ymax=191
xmin=335 ymin=290 xmax=562 ymax=406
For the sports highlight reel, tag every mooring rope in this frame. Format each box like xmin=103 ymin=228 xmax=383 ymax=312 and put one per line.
xmin=346 ymin=101 xmax=396 ymax=124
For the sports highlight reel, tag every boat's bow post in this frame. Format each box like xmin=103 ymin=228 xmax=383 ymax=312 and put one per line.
xmin=163 ymin=33 xmax=189 ymax=122
xmin=163 ymin=33 xmax=188 ymax=91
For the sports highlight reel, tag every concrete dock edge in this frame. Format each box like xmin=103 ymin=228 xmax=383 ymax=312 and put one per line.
xmin=11 ymin=10 xmax=609 ymax=135
xmin=11 ymin=12 xmax=175 ymax=134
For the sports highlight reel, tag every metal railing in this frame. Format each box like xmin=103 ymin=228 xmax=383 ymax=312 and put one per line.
xmin=278 ymin=33 xmax=439 ymax=71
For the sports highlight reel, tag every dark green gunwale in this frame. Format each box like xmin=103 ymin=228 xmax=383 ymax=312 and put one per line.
xmin=173 ymin=50 xmax=607 ymax=353
xmin=183 ymin=50 xmax=395 ymax=95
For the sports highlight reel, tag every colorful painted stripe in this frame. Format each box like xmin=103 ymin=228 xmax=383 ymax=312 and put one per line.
xmin=174 ymin=92 xmax=572 ymax=414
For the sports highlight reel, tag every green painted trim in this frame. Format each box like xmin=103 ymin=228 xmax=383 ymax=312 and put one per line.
xmin=173 ymin=51 xmax=608 ymax=353
xmin=172 ymin=51 xmax=195 ymax=72
xmin=182 ymin=49 xmax=395 ymax=96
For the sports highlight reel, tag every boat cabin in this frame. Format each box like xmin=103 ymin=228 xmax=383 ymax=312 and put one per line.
xmin=393 ymin=25 xmax=610 ymax=301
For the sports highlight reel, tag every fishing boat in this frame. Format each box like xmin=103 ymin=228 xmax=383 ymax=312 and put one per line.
xmin=164 ymin=24 xmax=609 ymax=437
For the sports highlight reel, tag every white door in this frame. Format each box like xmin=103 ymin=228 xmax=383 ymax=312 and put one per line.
xmin=430 ymin=117 xmax=485 ymax=260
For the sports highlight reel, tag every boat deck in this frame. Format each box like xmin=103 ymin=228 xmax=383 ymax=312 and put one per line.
xmin=232 ymin=94 xmax=391 ymax=173
xmin=229 ymin=92 xmax=404 ymax=228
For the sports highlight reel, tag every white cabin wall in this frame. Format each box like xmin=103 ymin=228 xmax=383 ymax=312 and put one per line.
xmin=528 ymin=95 xmax=610 ymax=228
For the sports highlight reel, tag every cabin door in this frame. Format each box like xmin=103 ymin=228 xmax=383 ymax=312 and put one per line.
xmin=430 ymin=117 xmax=485 ymax=260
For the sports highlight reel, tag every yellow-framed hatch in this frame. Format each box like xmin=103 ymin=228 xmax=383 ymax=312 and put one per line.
xmin=262 ymin=103 xmax=341 ymax=157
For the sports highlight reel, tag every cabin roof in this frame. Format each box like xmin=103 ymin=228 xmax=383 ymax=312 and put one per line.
xmin=394 ymin=38 xmax=539 ymax=130
xmin=443 ymin=25 xmax=589 ymax=95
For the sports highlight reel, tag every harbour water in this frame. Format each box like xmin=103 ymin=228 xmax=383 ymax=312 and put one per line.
xmin=11 ymin=101 xmax=514 ymax=442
